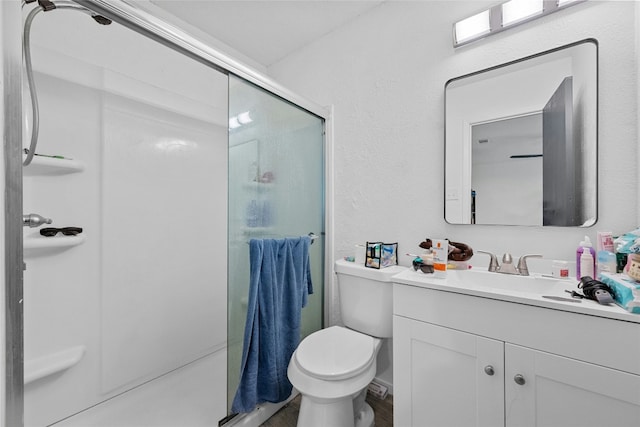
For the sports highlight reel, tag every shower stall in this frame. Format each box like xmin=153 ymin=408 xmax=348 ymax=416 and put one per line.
xmin=2 ymin=1 xmax=330 ymax=426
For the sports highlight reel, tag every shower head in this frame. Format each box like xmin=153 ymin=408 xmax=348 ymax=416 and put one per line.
xmin=24 ymin=0 xmax=113 ymax=26
xmin=91 ymin=14 xmax=112 ymax=25
xmin=21 ymin=0 xmax=113 ymax=166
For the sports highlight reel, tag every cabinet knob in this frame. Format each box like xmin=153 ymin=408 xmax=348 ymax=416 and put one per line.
xmin=484 ymin=365 xmax=495 ymax=376
xmin=514 ymin=374 xmax=526 ymax=385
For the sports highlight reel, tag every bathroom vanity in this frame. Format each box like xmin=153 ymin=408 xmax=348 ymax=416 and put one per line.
xmin=392 ymin=269 xmax=640 ymax=427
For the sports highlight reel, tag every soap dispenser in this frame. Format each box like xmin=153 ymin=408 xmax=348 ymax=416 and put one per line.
xmin=576 ymin=236 xmax=596 ymax=279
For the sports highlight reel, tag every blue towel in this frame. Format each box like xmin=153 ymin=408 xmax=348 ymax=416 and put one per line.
xmin=231 ymin=236 xmax=313 ymax=414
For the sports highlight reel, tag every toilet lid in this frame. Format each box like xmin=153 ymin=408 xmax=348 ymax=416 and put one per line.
xmin=295 ymin=326 xmax=376 ymax=380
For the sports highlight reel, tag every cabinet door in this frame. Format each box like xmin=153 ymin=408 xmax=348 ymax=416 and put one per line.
xmin=505 ymin=344 xmax=640 ymax=427
xmin=394 ymin=316 xmax=504 ymax=427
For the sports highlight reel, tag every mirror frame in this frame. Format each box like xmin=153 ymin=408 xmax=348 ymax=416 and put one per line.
xmin=444 ymin=38 xmax=599 ymax=227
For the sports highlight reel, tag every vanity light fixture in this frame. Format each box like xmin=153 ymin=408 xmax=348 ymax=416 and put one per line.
xmin=454 ymin=10 xmax=491 ymax=46
xmin=453 ymin=0 xmax=585 ymax=47
xmin=502 ymin=0 xmax=543 ymax=27
xmin=558 ymin=0 xmax=582 ymax=5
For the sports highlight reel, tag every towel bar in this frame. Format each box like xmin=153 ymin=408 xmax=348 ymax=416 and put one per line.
xmin=245 ymin=232 xmax=320 ymax=244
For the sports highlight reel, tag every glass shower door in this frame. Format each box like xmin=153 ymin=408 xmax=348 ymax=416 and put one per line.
xmin=227 ymin=75 xmax=325 ymax=412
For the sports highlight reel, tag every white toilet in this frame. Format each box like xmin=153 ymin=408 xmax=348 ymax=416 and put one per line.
xmin=287 ymin=259 xmax=405 ymax=427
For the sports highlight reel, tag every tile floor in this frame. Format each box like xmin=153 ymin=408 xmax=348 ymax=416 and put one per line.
xmin=260 ymin=393 xmax=393 ymax=427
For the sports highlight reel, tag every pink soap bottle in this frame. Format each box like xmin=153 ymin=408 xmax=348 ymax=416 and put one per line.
xmin=576 ymin=236 xmax=596 ymax=279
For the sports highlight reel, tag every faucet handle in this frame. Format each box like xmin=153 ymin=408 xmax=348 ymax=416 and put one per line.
xmin=477 ymin=250 xmax=499 ymax=272
xmin=517 ymin=254 xmax=543 ymax=276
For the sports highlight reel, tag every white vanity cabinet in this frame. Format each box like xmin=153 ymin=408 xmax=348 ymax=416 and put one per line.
xmin=394 ymin=316 xmax=504 ymax=427
xmin=504 ymin=344 xmax=640 ymax=427
xmin=393 ymin=280 xmax=640 ymax=427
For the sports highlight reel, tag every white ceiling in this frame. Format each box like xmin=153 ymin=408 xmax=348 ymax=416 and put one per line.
xmin=150 ymin=0 xmax=384 ymax=67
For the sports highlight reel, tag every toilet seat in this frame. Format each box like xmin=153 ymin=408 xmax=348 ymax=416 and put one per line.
xmin=294 ymin=326 xmax=375 ymax=381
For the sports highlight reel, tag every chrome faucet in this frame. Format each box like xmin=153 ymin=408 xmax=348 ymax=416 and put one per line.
xmin=477 ymin=251 xmax=542 ymax=276
xmin=497 ymin=253 xmax=519 ymax=274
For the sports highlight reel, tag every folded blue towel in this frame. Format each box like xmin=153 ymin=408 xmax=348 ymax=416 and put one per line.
xmin=231 ymin=236 xmax=313 ymax=413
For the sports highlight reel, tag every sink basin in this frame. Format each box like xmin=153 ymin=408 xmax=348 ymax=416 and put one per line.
xmin=392 ymin=266 xmax=583 ymax=306
xmin=446 ymin=269 xmax=572 ymax=295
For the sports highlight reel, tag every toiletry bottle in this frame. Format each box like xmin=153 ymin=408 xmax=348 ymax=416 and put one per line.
xmin=579 ymin=245 xmax=595 ymax=279
xmin=597 ymin=231 xmax=614 ymax=253
xmin=432 ymin=239 xmax=448 ymax=278
xmin=248 ymin=161 xmax=259 ymax=182
xmin=245 ymin=200 xmax=259 ymax=227
xmin=551 ymin=260 xmax=569 ymax=278
xmin=576 ymin=236 xmax=596 ymax=278
xmin=596 ymin=251 xmax=617 ymax=277
xmin=260 ymin=198 xmax=272 ymax=227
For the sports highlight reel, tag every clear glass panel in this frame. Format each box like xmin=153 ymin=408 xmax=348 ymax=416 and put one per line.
xmin=23 ymin=8 xmax=228 ymax=425
xmin=227 ymin=75 xmax=325 ymax=411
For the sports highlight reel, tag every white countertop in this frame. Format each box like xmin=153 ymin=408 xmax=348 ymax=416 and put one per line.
xmin=392 ymin=267 xmax=640 ymax=324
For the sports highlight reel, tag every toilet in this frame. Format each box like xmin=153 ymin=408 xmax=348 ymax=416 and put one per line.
xmin=287 ymin=259 xmax=405 ymax=427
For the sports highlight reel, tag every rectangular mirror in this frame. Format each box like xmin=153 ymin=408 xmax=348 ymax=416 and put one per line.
xmin=445 ymin=39 xmax=598 ymax=227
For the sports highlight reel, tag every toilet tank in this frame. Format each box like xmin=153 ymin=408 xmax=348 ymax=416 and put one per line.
xmin=335 ymin=259 xmax=406 ymax=338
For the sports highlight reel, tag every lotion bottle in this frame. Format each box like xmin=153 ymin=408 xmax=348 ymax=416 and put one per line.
xmin=432 ymin=239 xmax=448 ymax=278
xmin=576 ymin=236 xmax=596 ymax=278
xmin=580 ymin=248 xmax=595 ymax=279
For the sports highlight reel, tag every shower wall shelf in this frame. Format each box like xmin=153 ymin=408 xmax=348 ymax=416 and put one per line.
xmin=23 ymin=154 xmax=85 ymax=176
xmin=24 ymin=345 xmax=86 ymax=385
xmin=241 ymin=226 xmax=275 ymax=236
xmin=24 ymin=233 xmax=86 ymax=251
xmin=242 ymin=182 xmax=274 ymax=192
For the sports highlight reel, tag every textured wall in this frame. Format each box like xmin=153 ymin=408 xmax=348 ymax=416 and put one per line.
xmin=269 ymin=0 xmax=638 ymax=389
xmin=270 ymin=0 xmax=637 ymax=283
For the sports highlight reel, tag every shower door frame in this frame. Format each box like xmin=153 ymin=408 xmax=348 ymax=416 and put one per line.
xmin=2 ymin=2 xmax=25 ymax=426
xmin=1 ymin=1 xmax=334 ymax=426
